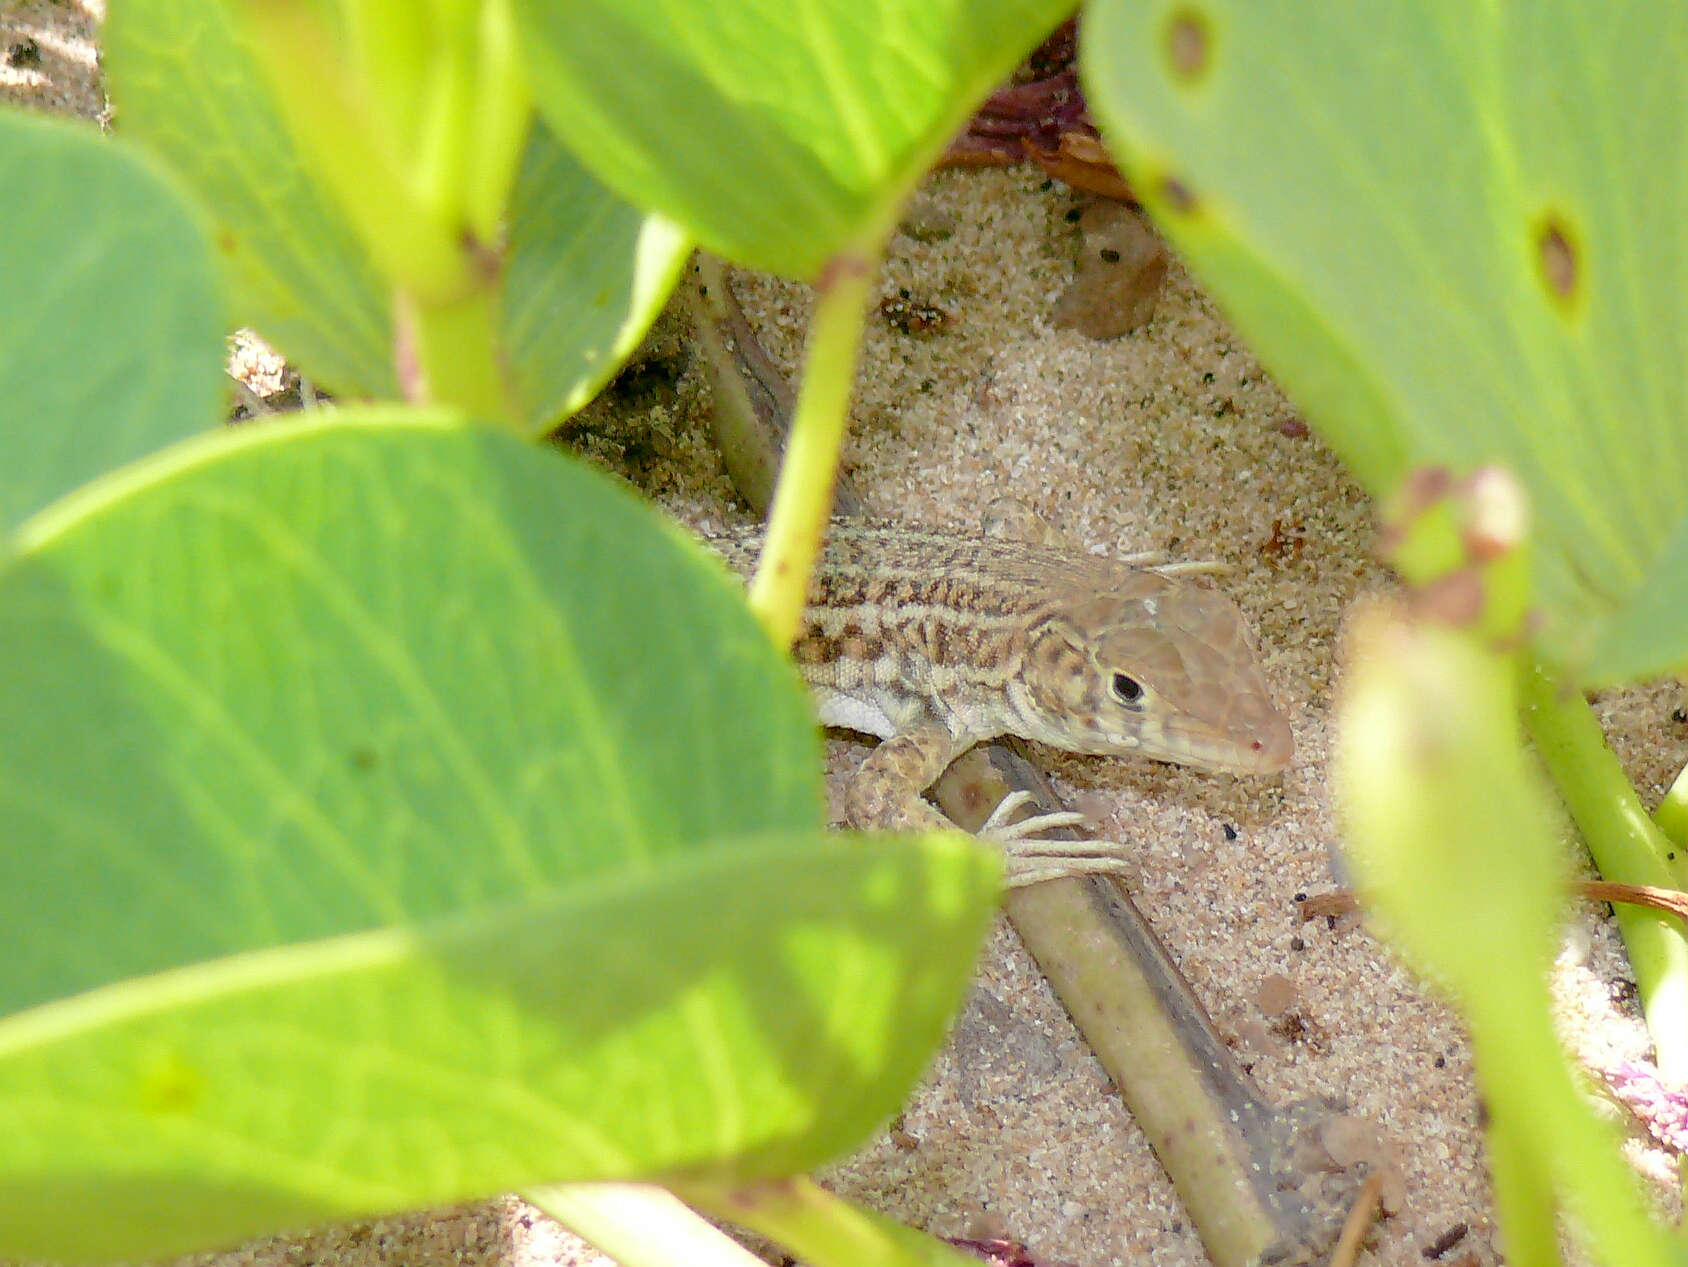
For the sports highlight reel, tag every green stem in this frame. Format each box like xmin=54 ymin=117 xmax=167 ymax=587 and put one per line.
xmin=343 ymin=0 xmax=429 ymax=168
xmin=1479 ymin=995 xmax=1680 ymax=1267
xmin=748 ymin=247 xmax=877 ymax=647
xmin=412 ymin=13 xmax=475 ymax=229
xmin=398 ymin=275 xmax=519 ymax=423
xmin=1522 ymin=662 xmax=1688 ymax=1080
xmin=1657 ymin=760 xmax=1688 ymax=853
xmin=1481 ymin=1089 xmax=1559 ymax=1267
xmin=236 ymin=0 xmax=465 ymax=299
xmin=466 ymin=0 xmax=531 ymax=244
xmin=677 ymin=1176 xmax=980 ymax=1267
xmin=524 ymin=1183 xmax=766 ymax=1267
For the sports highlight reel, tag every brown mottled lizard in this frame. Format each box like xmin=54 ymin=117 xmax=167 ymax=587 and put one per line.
xmin=704 ymin=521 xmax=1293 ymax=884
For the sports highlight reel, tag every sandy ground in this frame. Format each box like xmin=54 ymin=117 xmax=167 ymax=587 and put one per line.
xmin=6 ymin=5 xmax=1685 ymax=1266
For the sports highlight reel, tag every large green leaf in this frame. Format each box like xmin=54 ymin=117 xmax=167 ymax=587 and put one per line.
xmin=0 ymin=109 xmax=222 ymax=532
xmin=104 ymin=0 xmax=398 ymax=399
xmin=514 ymin=0 xmax=1075 ymax=278
xmin=1083 ymin=2 xmax=1688 ymax=683
xmin=0 ymin=414 xmax=999 ymax=1261
xmin=0 ymin=832 xmax=992 ymax=1263
xmin=503 ymin=123 xmax=692 ymax=433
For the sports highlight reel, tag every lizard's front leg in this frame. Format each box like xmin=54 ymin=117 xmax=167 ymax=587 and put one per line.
xmin=845 ymin=723 xmax=1137 ymax=887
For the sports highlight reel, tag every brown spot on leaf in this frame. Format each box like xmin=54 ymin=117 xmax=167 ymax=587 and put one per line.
xmin=1537 ymin=218 xmax=1577 ymax=299
xmin=1165 ymin=9 xmax=1210 ymax=80
xmin=137 ymin=1051 xmax=204 ymax=1115
xmin=1161 ymin=176 xmax=1197 ymax=215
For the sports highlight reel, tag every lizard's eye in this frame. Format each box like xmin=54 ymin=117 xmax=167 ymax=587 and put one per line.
xmin=1110 ymin=672 xmax=1144 ymax=704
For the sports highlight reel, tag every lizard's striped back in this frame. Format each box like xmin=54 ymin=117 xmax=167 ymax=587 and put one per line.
xmin=701 ymin=522 xmax=1292 ymax=775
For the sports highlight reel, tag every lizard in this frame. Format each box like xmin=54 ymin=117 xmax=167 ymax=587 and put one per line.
xmin=702 ymin=520 xmax=1293 ymax=884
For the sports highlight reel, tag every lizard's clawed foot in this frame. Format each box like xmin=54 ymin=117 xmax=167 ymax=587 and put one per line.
xmin=979 ymin=791 xmax=1139 ymax=888
xmin=1147 ymin=558 xmax=1229 ymax=577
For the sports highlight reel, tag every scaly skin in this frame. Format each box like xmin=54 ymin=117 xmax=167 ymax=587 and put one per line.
xmin=704 ymin=521 xmax=1292 ymax=883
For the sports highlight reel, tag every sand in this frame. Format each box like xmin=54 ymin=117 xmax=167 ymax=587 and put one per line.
xmin=4 ymin=6 xmax=1680 ymax=1265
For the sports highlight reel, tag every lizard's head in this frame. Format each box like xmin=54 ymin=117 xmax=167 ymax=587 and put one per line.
xmin=1009 ymin=573 xmax=1293 ymax=775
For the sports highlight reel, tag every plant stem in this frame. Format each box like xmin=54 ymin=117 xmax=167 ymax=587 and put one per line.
xmin=397 ymin=274 xmax=519 ymax=424
xmin=1477 ymin=1038 xmax=1561 ymax=1267
xmin=412 ymin=12 xmax=475 ymax=230
xmin=1657 ymin=761 xmax=1688 ymax=852
xmin=748 ymin=248 xmax=876 ymax=647
xmin=1479 ymin=992 xmax=1680 ymax=1267
xmin=525 ymin=1183 xmax=766 ymax=1267
xmin=1522 ymin=662 xmax=1688 ymax=1080
xmin=678 ymin=1175 xmax=980 ymax=1267
xmin=239 ymin=0 xmax=531 ymax=428
xmin=466 ymin=0 xmax=531 ymax=244
xmin=236 ymin=0 xmax=465 ymax=299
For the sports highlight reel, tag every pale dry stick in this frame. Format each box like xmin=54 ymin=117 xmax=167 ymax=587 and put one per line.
xmin=690 ymin=254 xmax=817 ymax=518
xmin=1328 ymin=1172 xmax=1387 ymax=1267
xmin=526 ymin=1183 xmax=767 ymax=1267
xmin=694 ymin=260 xmax=1371 ymax=1265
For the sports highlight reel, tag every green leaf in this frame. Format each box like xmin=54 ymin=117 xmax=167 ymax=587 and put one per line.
xmin=1082 ymin=2 xmax=1688 ymax=683
xmin=1 ymin=832 xmax=994 ymax=1264
xmin=0 ymin=412 xmax=821 ymax=1013
xmin=503 ymin=122 xmax=692 ymax=433
xmin=104 ymin=0 xmax=398 ymax=398
xmin=0 ymin=109 xmax=223 ymax=532
xmin=0 ymin=413 xmax=999 ymax=1261
xmin=514 ymin=0 xmax=1074 ymax=278
xmin=1588 ymin=515 xmax=1688 ymax=684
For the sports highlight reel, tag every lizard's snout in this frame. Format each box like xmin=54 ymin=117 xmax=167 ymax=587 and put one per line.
xmin=1232 ymin=693 xmax=1294 ymax=774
